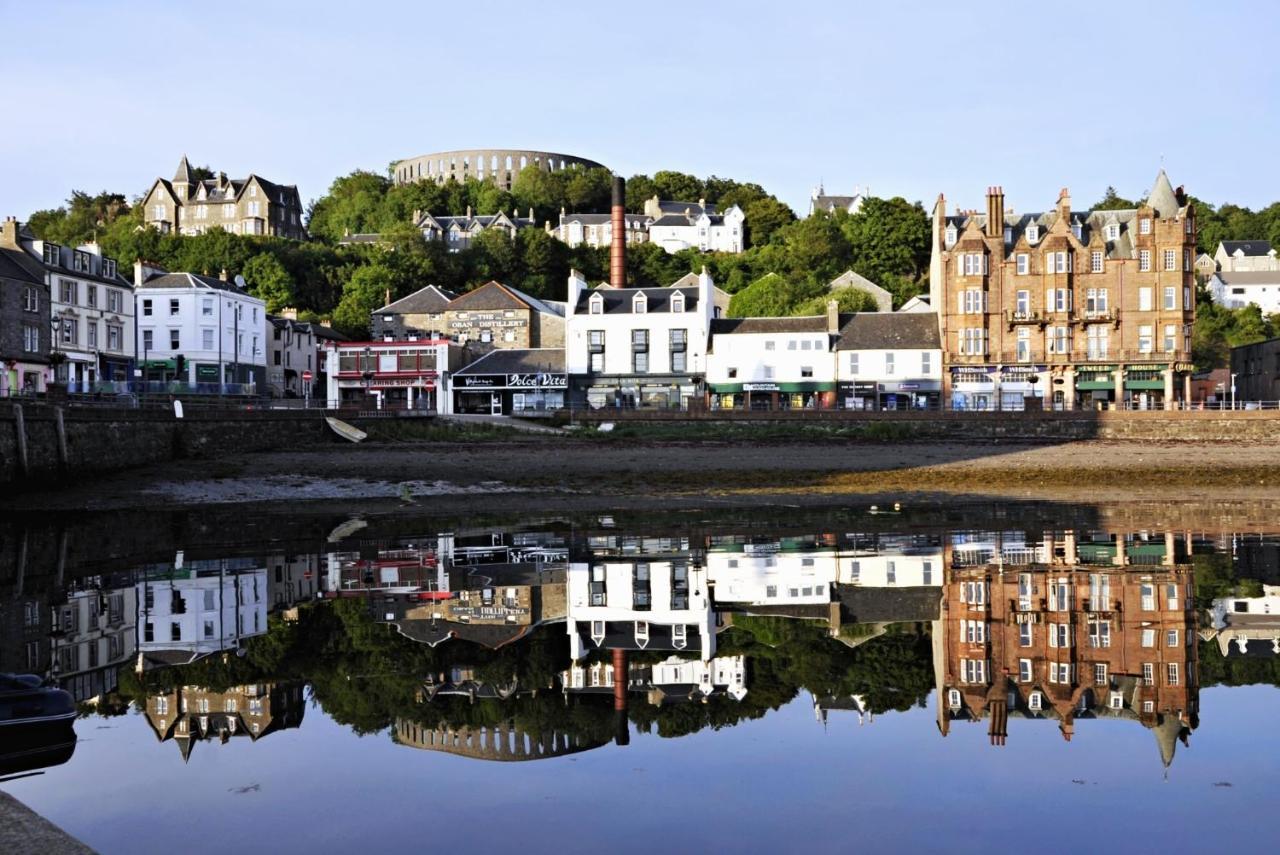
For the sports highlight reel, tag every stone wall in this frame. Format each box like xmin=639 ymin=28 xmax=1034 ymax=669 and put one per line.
xmin=0 ymin=404 xmax=338 ymax=486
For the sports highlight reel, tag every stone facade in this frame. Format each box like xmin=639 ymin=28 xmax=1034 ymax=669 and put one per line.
xmin=391 ymin=149 xmax=606 ymax=190
xmin=142 ymin=157 xmax=305 ymax=240
xmin=0 ymin=223 xmax=50 ymax=395
xmin=443 ymin=281 xmax=564 ymax=349
xmin=1231 ymin=336 xmax=1280 ymax=402
xmin=932 ymin=171 xmax=1197 ymax=410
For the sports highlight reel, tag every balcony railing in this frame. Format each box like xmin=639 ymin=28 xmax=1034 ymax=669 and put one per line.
xmin=1005 ymin=310 xmax=1047 ymax=328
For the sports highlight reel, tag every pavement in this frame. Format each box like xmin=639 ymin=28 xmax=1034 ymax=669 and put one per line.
xmin=0 ymin=791 xmax=95 ymax=854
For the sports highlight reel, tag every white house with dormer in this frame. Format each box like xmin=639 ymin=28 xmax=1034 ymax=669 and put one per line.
xmin=643 ymin=197 xmax=745 ymax=254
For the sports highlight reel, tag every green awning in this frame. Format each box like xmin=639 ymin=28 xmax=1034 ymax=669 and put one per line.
xmin=1125 ymin=379 xmax=1166 ymax=390
xmin=710 ymin=382 xmax=834 ymax=394
xmin=1076 ymin=379 xmax=1114 ymax=391
xmin=142 ymin=359 xmax=176 ymax=369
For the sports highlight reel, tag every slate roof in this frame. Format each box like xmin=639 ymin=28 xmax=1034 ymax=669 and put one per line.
xmin=379 ymin=284 xmax=458 ymax=315
xmin=710 ymin=316 xmax=831 ymax=335
xmin=559 ymin=212 xmax=653 ymax=229
xmin=448 ymin=281 xmax=563 ymax=316
xmin=454 ymin=348 xmax=564 ymax=376
xmin=137 ymin=271 xmax=252 ymax=294
xmin=393 ymin=618 xmax=531 ymax=649
xmin=652 ymin=212 xmax=726 ymax=227
xmin=576 ymin=285 xmax=698 ymax=314
xmin=0 ymin=247 xmax=42 ymax=283
xmin=570 ymin=620 xmax=703 ymax=653
xmin=337 ymin=233 xmax=384 ymax=245
xmin=1222 ymin=240 xmax=1274 ymax=257
xmin=835 ymin=312 xmax=941 ymax=350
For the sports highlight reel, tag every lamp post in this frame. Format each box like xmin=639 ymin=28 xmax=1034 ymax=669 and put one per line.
xmin=1230 ymin=372 xmax=1238 ymax=411
xmin=361 ymin=345 xmax=375 ymax=410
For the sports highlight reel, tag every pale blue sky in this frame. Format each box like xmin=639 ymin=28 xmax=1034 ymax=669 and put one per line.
xmin=2 ymin=0 xmax=1277 ymax=220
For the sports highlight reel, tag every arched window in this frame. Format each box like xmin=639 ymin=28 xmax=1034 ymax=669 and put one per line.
xmin=520 ymin=156 xmax=527 ymax=169
xmin=506 ymin=155 xmax=513 ymax=170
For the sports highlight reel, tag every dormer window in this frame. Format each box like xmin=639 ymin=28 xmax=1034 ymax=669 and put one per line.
xmin=589 ymin=294 xmax=603 ymax=315
xmin=671 ymin=292 xmax=685 ymax=313
xmin=43 ymin=243 xmax=60 ymax=266
xmin=1026 ymin=224 xmax=1040 ymax=244
xmin=1003 ymin=226 xmax=1013 ymax=245
xmin=72 ymin=251 xmax=90 ymax=273
xmin=1139 ymin=218 xmax=1151 ymax=235
xmin=633 ymin=293 xmax=647 ymax=314
xmin=1029 ymin=691 xmax=1043 ymax=711
xmin=1072 ymin=221 xmax=1083 ymax=240
xmin=103 ymin=259 xmax=116 ymax=279
xmin=1104 ymin=223 xmax=1120 ymax=241
xmin=947 ymin=689 xmax=961 ymax=710
xmin=944 ymin=225 xmax=957 ymax=247
xmin=635 ymin=621 xmax=649 ymax=644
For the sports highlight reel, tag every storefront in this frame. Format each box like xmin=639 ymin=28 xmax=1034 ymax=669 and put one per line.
xmin=1075 ymin=366 xmax=1116 ymax=408
xmin=997 ymin=366 xmax=1044 ymax=410
xmin=585 ymin=375 xmax=702 ymax=410
xmin=879 ymin=380 xmax=941 ymax=411
xmin=2 ymin=360 xmax=46 ymax=395
xmin=949 ymin=368 xmax=997 ymax=411
xmin=707 ymin=381 xmax=836 ymax=410
xmin=839 ymin=381 xmax=879 ymax=411
xmin=326 ymin=340 xmax=450 ymax=412
xmin=452 ymin=348 xmax=565 ymax=415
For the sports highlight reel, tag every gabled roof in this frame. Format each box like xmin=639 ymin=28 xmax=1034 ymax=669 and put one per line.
xmin=835 ymin=312 xmax=941 ymax=350
xmin=1221 ymin=240 xmax=1273 ymax=257
xmin=0 ymin=246 xmax=43 ymax=284
xmin=454 ymin=348 xmax=564 ymax=376
xmin=447 ymin=281 xmax=562 ymax=316
xmin=379 ymin=284 xmax=457 ymax=315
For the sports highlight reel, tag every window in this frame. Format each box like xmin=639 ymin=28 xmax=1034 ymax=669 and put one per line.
xmin=589 ymin=296 xmax=602 ymax=315
xmin=60 ymin=318 xmax=77 ymax=345
xmin=921 ymin=352 xmax=932 ymax=374
xmin=201 ymin=297 xmax=213 ymax=317
xmin=1138 ymin=326 xmax=1153 ymax=354
xmin=1094 ymin=663 xmax=1108 ymax=685
xmin=1048 ymin=622 xmax=1070 ymax=648
xmin=1139 ymin=250 xmax=1151 ymax=272
xmin=86 ymin=284 xmax=97 ymax=308
xmin=1016 ymin=254 xmax=1029 ymax=275
xmin=1019 ymin=622 xmax=1033 ymax=647
xmin=1046 ymin=288 xmax=1071 ymax=313
xmin=1163 ymin=286 xmax=1176 ymax=310
xmin=1016 ymin=328 xmax=1031 ymax=362
xmin=1142 ymin=663 xmax=1155 ymax=685
xmin=170 ymin=329 xmax=180 ymax=350
xmin=958 ymin=328 xmax=987 ymax=355
xmin=1139 ymin=218 xmax=1151 ymax=235
xmin=1167 ymin=629 xmax=1179 ymax=647
xmin=1166 ymin=583 xmax=1178 ymax=610
xmin=1026 ymin=224 xmax=1039 ymax=243
xmin=202 ymin=329 xmax=215 ymax=350
xmin=1141 ymin=629 xmax=1156 ymax=647
xmin=1138 ymin=287 xmax=1153 ymax=311
xmin=671 ymin=293 xmax=685 ymax=313
xmin=945 ymin=225 xmax=957 ymax=246
xmin=632 ymin=294 xmax=646 ymax=314
xmin=1048 ymin=326 xmax=1070 ymax=355
xmin=670 ymin=329 xmax=687 ymax=372
xmin=763 ymin=365 xmax=775 ymax=379
xmin=22 ymin=286 xmax=38 ymax=312
xmin=1104 ymin=223 xmax=1120 ymax=241
xmin=169 ymin=298 xmax=179 ymax=316
xmin=1163 ymin=324 xmax=1177 ymax=352
xmin=142 ymin=329 xmax=153 ymax=350
xmin=947 ymin=688 xmax=962 ymax=709
xmin=142 ymin=298 xmax=152 ymax=316
xmin=1088 ymin=618 xmax=1111 ymax=648
xmin=1163 ymin=249 xmax=1176 ymax=271
xmin=959 ymin=253 xmax=987 ymax=276
xmin=961 ymin=658 xmax=987 ymax=684
xmin=885 ymin=353 xmax=895 ymax=375
xmin=1048 ymin=578 xmax=1071 ymax=611
xmin=1086 ymin=288 xmax=1108 ymax=315
xmin=87 ymin=321 xmax=97 ymax=348
xmin=848 ymin=353 xmax=859 ymax=375
xmin=1140 ymin=583 xmax=1155 ymax=610
xmin=1091 ymin=251 xmax=1104 ymax=273
xmin=962 ymin=619 xmax=987 ymax=643
xmin=1019 ymin=659 xmax=1032 ymax=683
xmin=1049 ymin=663 xmax=1072 ymax=685
xmin=632 ymin=329 xmax=649 ymax=373
xmin=59 ymin=279 xmax=76 ymax=304
xmin=1015 ymin=290 xmax=1030 ymax=315
xmin=959 ymin=580 xmax=987 ymax=606
xmin=960 ymin=288 xmax=986 ymax=314
xmin=1166 ymin=663 xmax=1179 ymax=686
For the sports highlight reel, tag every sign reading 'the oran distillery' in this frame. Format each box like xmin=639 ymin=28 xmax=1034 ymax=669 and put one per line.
xmin=459 ymin=373 xmax=568 ymax=389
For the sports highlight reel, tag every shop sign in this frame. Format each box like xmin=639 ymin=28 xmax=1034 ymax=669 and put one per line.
xmin=345 ymin=377 xmax=434 ymax=388
xmin=853 ymin=381 xmax=877 ymax=393
xmin=508 ymin=373 xmax=566 ymax=388
xmin=743 ymin=382 xmax=779 ymax=392
xmin=460 ymin=375 xmax=500 ymax=388
xmin=897 ymin=383 xmax=921 ymax=391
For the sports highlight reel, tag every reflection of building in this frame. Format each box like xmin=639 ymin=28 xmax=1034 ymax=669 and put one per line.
xmin=266 ymin=553 xmax=320 ymax=613
xmin=561 ymin=654 xmax=747 ymax=703
xmin=936 ymin=534 xmax=1198 ymax=767
xmin=812 ymin=692 xmax=874 ymax=726
xmin=137 ymin=558 xmax=268 ymax=669
xmin=144 ymin=682 xmax=305 ymax=762
xmin=52 ymin=581 xmax=137 ymax=703
xmin=394 ymin=718 xmax=606 ymax=761
xmin=1209 ymin=585 xmax=1280 ymax=657
xmin=567 ymin=533 xmax=714 ymax=661
xmin=708 ymin=537 xmax=838 ymax=607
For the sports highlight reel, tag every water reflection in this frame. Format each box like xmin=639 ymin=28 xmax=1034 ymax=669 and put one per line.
xmin=2 ymin=509 xmax=1279 ymax=781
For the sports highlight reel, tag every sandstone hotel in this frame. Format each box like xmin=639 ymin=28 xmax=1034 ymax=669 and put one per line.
xmin=931 ymin=170 xmax=1197 ymax=410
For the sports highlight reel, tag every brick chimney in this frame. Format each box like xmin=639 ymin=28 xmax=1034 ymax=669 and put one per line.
xmin=219 ymin=268 xmax=229 ymax=282
xmin=610 ymin=175 xmax=626 ymax=288
xmin=985 ymin=186 xmax=1004 ymax=240
xmin=0 ymin=215 xmax=19 ymax=249
xmin=1057 ymin=187 xmax=1071 ymax=220
xmin=826 ymin=298 xmax=840 ymax=334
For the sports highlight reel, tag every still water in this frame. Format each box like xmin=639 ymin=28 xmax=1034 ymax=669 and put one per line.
xmin=2 ymin=500 xmax=1278 ymax=853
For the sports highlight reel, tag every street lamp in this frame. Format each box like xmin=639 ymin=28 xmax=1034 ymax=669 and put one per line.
xmin=1230 ymin=372 xmax=1238 ymax=411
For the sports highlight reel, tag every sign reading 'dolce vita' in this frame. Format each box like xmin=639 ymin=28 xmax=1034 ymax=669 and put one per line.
xmin=459 ymin=374 xmax=568 ymax=389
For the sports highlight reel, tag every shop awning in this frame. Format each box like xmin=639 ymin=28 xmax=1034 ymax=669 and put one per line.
xmin=709 ymin=382 xmax=834 ymax=394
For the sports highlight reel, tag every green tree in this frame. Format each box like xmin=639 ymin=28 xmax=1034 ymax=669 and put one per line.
xmin=728 ymin=272 xmax=819 ymax=317
xmin=332 ymin=263 xmax=395 ymax=337
xmin=742 ymin=197 xmax=796 ymax=247
xmin=792 ymin=287 xmax=880 ymax=316
xmin=306 ymin=170 xmax=392 ymax=241
xmin=776 ymin=215 xmax=852 ymax=283
xmin=838 ymin=196 xmax=930 ymax=285
xmin=241 ymin=253 xmax=295 ymax=312
xmin=1091 ymin=186 xmax=1138 ymax=211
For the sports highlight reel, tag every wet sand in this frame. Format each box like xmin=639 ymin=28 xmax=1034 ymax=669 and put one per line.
xmin=9 ymin=437 xmax=1280 ymax=512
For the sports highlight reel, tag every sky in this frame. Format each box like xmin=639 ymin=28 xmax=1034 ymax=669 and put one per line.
xmin=2 ymin=0 xmax=1278 ymax=220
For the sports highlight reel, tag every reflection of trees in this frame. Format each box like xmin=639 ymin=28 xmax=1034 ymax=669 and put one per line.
xmin=1198 ymin=640 xmax=1280 ymax=688
xmin=118 ymin=600 xmax=938 ymax=746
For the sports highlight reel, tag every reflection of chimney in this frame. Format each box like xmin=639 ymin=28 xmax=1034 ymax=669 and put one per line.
xmin=610 ymin=176 xmax=626 ymax=288
xmin=612 ymin=647 xmax=629 ymax=745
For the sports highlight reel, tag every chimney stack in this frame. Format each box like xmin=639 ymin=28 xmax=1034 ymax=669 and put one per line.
xmin=0 ymin=215 xmax=19 ymax=249
xmin=610 ymin=175 xmax=626 ymax=288
xmin=219 ymin=268 xmax=228 ymax=282
xmin=986 ymin=186 xmax=1005 ymax=240
xmin=826 ymin=299 xmax=840 ymax=334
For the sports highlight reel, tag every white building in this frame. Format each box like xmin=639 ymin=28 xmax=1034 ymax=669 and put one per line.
xmin=323 ymin=338 xmax=455 ymax=412
xmin=5 ymin=223 xmax=135 ymax=391
xmin=644 ymin=197 xmax=745 ymax=254
xmin=1209 ymin=585 xmax=1280 ymax=657
xmin=134 ymin=263 xmax=267 ymax=391
xmin=706 ymin=308 xmax=840 ymax=410
xmin=137 ymin=556 xmax=268 ymax=668
xmin=1209 ymin=270 xmax=1280 ymax=315
xmin=565 ymin=269 xmax=718 ymax=408
xmin=560 ymin=655 xmax=747 ymax=702
xmin=837 ymin=537 xmax=943 ymax=588
xmin=809 ymin=184 xmax=868 ymax=217
xmin=552 ymin=210 xmax=652 ymax=249
xmin=1213 ymin=240 xmax=1278 ymax=273
xmin=566 ymin=557 xmax=714 ymax=661
xmin=707 ymin=543 xmax=838 ymax=607
xmin=836 ymin=312 xmax=943 ymax=410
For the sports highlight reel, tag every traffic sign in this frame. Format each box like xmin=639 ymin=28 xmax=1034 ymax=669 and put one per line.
xmin=302 ymin=370 xmax=313 ymax=381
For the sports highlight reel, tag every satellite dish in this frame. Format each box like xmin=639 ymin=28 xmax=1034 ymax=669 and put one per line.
xmin=234 ymin=274 xmax=247 ymax=290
